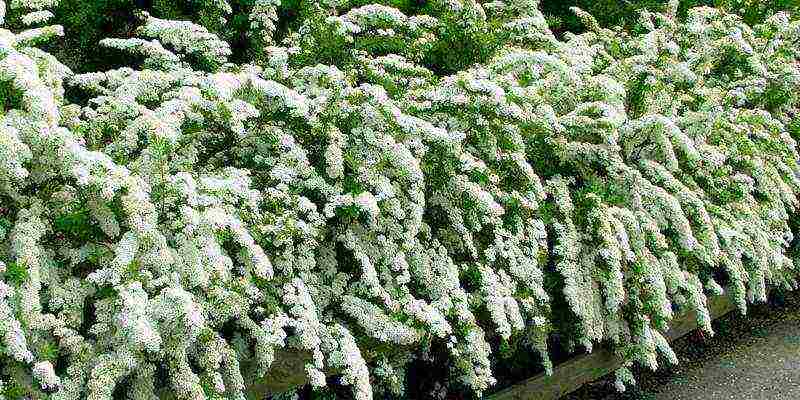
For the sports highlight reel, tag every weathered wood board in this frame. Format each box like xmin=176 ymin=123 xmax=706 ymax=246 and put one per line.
xmin=246 ymin=294 xmax=738 ymax=399
xmin=486 ymin=294 xmax=737 ymax=400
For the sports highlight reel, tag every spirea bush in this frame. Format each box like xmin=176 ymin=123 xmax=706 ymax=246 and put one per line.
xmin=0 ymin=0 xmax=799 ymax=399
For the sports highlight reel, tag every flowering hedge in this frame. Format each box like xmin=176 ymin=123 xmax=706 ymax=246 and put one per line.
xmin=0 ymin=0 xmax=799 ymax=399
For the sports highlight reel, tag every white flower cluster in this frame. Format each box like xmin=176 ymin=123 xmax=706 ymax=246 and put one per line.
xmin=0 ymin=0 xmax=798 ymax=399
xmin=135 ymin=11 xmax=232 ymax=69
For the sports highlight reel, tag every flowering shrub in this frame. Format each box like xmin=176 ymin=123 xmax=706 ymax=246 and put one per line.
xmin=0 ymin=0 xmax=799 ymax=399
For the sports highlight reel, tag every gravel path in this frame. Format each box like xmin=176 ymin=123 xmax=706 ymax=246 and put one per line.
xmin=564 ymin=291 xmax=800 ymax=400
xmin=648 ymin=315 xmax=800 ymax=400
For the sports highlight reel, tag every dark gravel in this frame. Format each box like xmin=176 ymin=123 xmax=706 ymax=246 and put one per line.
xmin=562 ymin=290 xmax=800 ymax=400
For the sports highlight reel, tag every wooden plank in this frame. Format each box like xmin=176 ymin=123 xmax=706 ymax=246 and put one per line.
xmin=244 ymin=348 xmax=316 ymax=398
xmin=665 ymin=294 xmax=737 ymax=341
xmin=487 ymin=294 xmax=737 ymax=400
xmin=243 ymin=294 xmax=738 ymax=398
xmin=245 ymin=342 xmax=411 ymax=398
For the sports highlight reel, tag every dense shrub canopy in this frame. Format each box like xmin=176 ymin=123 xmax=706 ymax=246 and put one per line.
xmin=540 ymin=0 xmax=800 ymax=34
xmin=0 ymin=0 xmax=799 ymax=399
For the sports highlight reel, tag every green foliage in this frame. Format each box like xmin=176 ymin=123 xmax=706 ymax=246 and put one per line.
xmin=35 ymin=341 xmax=59 ymax=362
xmin=4 ymin=262 xmax=28 ymax=286
xmin=540 ymin=0 xmax=800 ymax=33
xmin=2 ymin=381 xmax=28 ymax=400
xmin=541 ymin=0 xmax=666 ymax=33
xmin=53 ymin=207 xmax=106 ymax=242
xmin=0 ymin=80 xmax=24 ymax=115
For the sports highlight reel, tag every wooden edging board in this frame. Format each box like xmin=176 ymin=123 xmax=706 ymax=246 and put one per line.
xmin=486 ymin=294 xmax=737 ymax=400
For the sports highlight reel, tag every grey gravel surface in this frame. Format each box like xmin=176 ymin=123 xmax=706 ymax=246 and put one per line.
xmin=563 ymin=291 xmax=800 ymax=400
xmin=648 ymin=317 xmax=800 ymax=400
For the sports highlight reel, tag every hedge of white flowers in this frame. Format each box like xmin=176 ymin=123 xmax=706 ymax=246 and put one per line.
xmin=0 ymin=0 xmax=799 ymax=399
